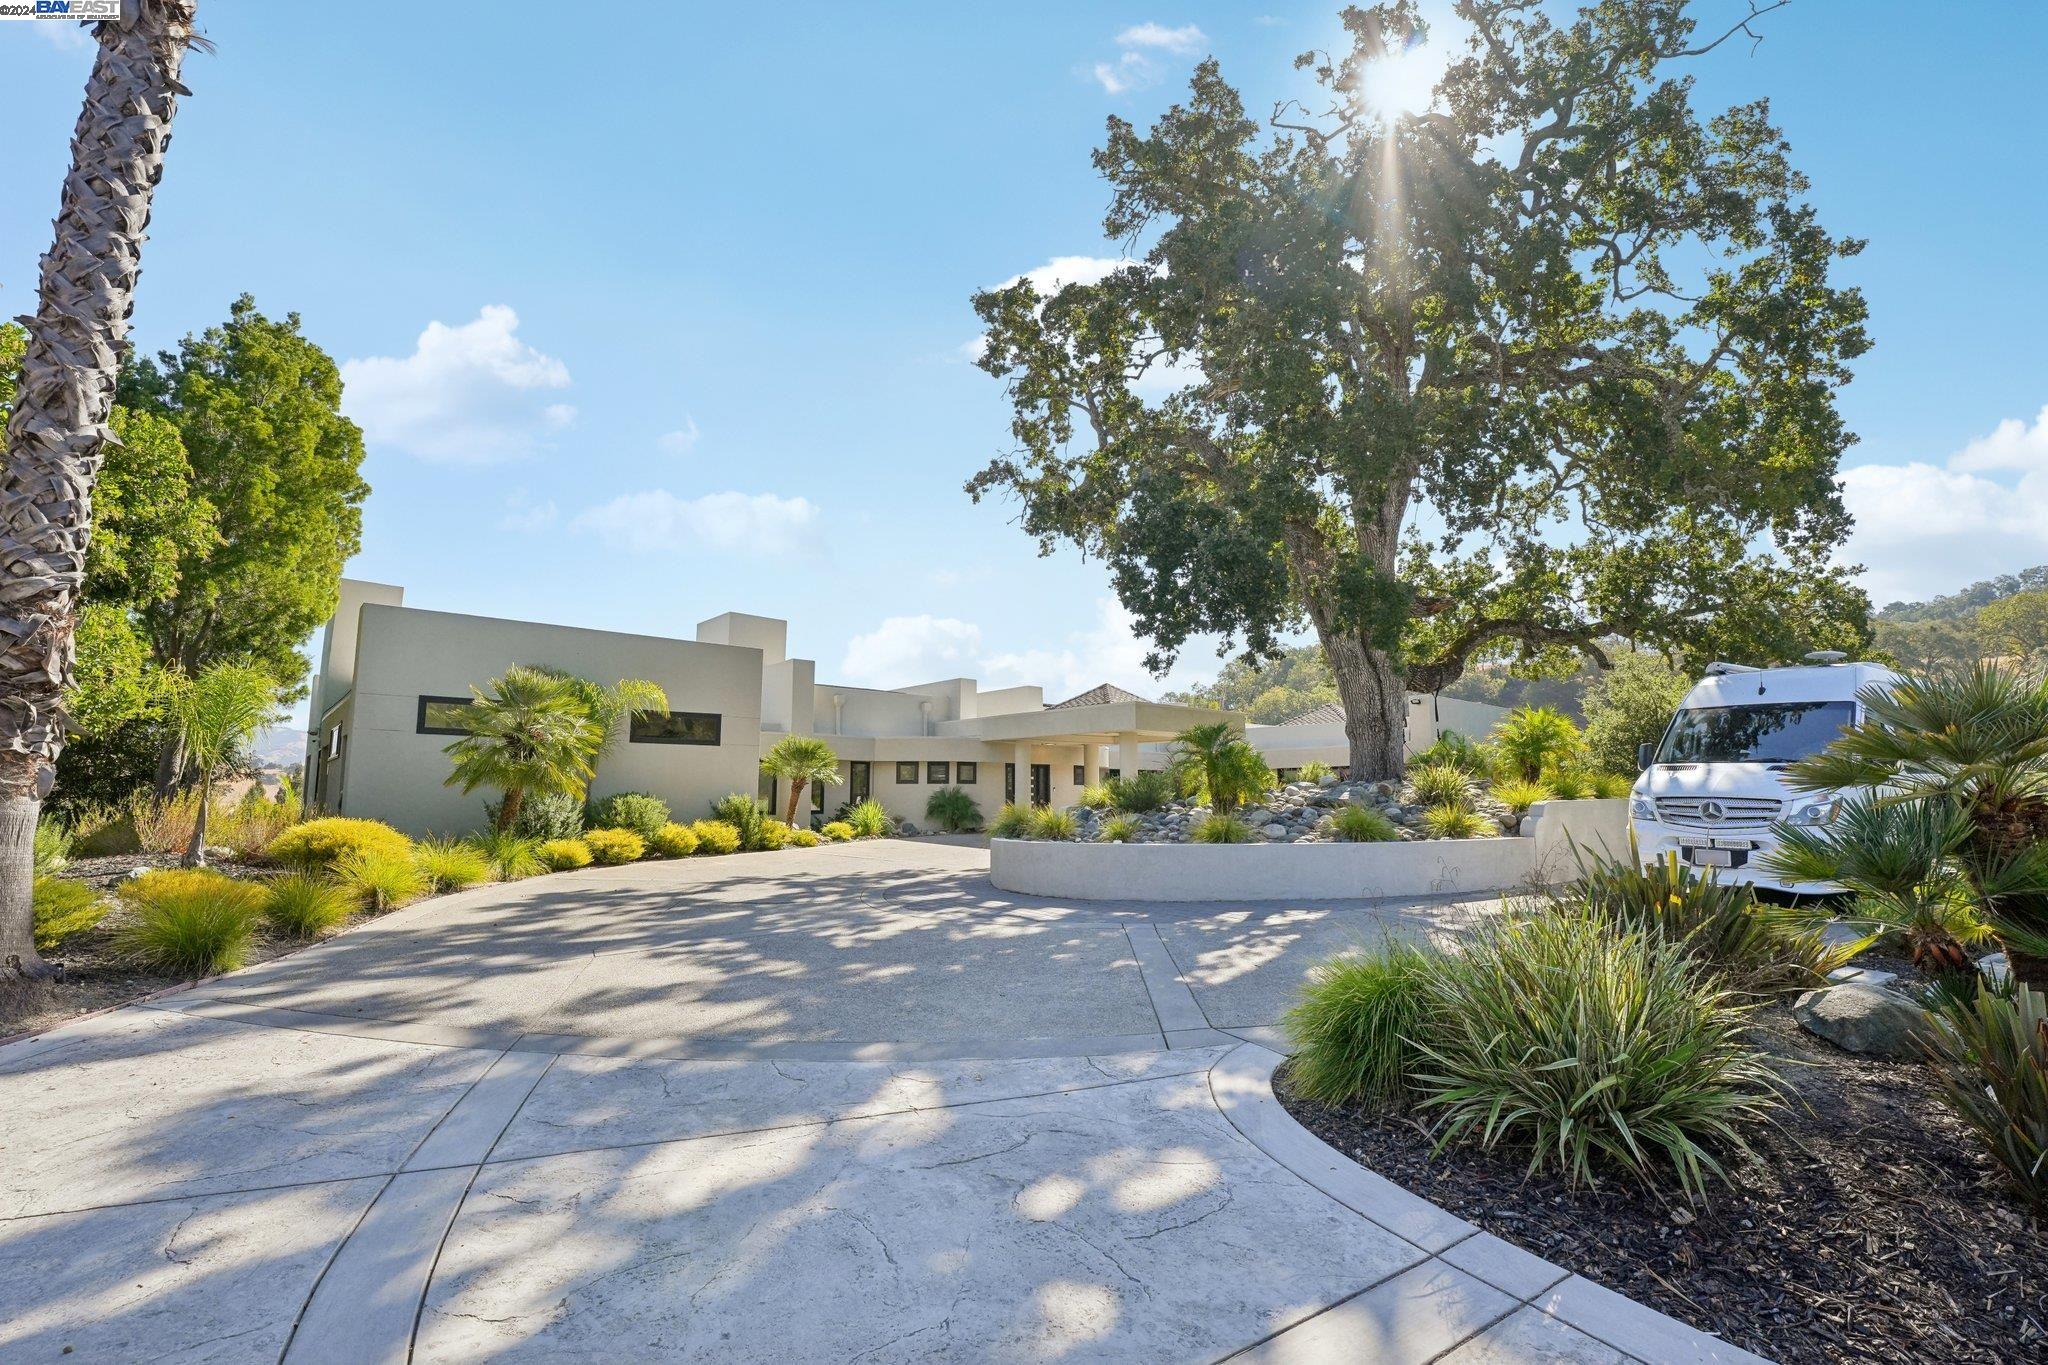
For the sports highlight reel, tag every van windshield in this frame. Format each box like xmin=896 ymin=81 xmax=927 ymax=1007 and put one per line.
xmin=1653 ymin=700 xmax=1855 ymax=765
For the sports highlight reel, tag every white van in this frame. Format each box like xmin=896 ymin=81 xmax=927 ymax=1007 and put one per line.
xmin=1627 ymin=654 xmax=1900 ymax=893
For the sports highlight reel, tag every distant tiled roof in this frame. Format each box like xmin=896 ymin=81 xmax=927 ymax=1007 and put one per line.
xmin=1275 ymin=701 xmax=1346 ymax=726
xmin=1045 ymin=682 xmax=1151 ymax=711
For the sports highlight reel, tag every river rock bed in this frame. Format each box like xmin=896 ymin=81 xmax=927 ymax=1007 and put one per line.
xmin=1061 ymin=775 xmax=1518 ymax=843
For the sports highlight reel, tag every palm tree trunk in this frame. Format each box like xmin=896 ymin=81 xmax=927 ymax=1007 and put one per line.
xmin=183 ymin=775 xmax=209 ymax=867
xmin=496 ymin=786 xmax=525 ymax=835
xmin=0 ymin=2 xmax=200 ymax=980
xmin=785 ymin=779 xmax=804 ymax=826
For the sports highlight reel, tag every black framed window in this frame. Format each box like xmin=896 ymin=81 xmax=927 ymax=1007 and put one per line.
xmin=926 ymin=761 xmax=950 ymax=785
xmin=416 ymin=695 xmax=472 ymax=735
xmin=629 ymin=710 xmax=721 ymax=745
xmin=957 ymin=761 xmax=978 ymax=784
xmin=895 ymin=761 xmax=919 ymax=784
xmin=812 ymin=778 xmax=827 ymax=811
xmin=1005 ymin=763 xmax=1016 ymax=802
xmin=1104 ymin=768 xmax=1120 ymax=780
xmin=1073 ymin=764 xmax=1086 ymax=786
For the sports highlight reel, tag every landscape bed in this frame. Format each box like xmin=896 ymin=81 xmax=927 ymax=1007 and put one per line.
xmin=1278 ymin=990 xmax=2047 ymax=1364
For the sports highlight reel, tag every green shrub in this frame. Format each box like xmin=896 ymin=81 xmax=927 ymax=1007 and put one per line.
xmin=820 ymin=820 xmax=855 ymax=843
xmin=1541 ymin=764 xmax=1595 ymax=800
xmin=690 ymin=820 xmax=741 ymax=855
xmin=268 ymin=817 xmax=412 ymax=872
xmin=584 ymin=827 xmax=645 ymax=864
xmin=843 ymin=799 xmax=892 ymax=839
xmin=488 ymin=789 xmax=584 ymax=841
xmin=1286 ymin=941 xmax=1435 ymax=1106
xmin=711 ymin=793 xmax=768 ymax=851
xmin=1589 ymin=772 xmax=1635 ymax=800
xmin=1573 ymin=845 xmax=1855 ymax=991
xmin=1582 ymin=652 xmax=1690 ymax=776
xmin=469 ymin=830 xmax=544 ymax=880
xmin=1326 ymin=805 xmax=1400 ymax=843
xmin=32 ymin=875 xmax=104 ymax=953
xmin=989 ymin=803 xmax=1034 ymax=838
xmin=262 ymin=874 xmax=355 ymax=939
xmin=1168 ymin=722 xmax=1273 ymax=814
xmin=1029 ymin=806 xmax=1078 ymax=840
xmin=66 ymin=802 xmax=138 ymax=857
xmin=1413 ymin=908 xmax=1783 ymax=1201
xmin=115 ymin=870 xmax=266 ymax=975
xmin=1489 ymin=778 xmax=1551 ymax=816
xmin=925 ymin=786 xmax=983 ymax=832
xmin=335 ymin=848 xmax=427 ymax=912
xmin=1491 ymin=706 xmax=1584 ymax=782
xmin=34 ymin=816 xmax=70 ymax=876
xmin=1105 ymin=770 xmax=1174 ymax=813
xmin=1926 ymin=983 xmax=2048 ymax=1208
xmin=1076 ymin=783 xmax=1114 ymax=810
xmin=413 ymin=837 xmax=493 ymax=892
xmin=1421 ymin=804 xmax=1495 ymax=839
xmin=1099 ymin=815 xmax=1139 ymax=843
xmin=1192 ymin=813 xmax=1255 ymax=844
xmin=537 ymin=837 xmax=593 ymax=870
xmin=648 ymin=822 xmax=699 ymax=858
xmin=1407 ymin=762 xmax=1474 ymax=810
xmin=1297 ymin=760 xmax=1336 ymax=783
xmin=756 ymin=819 xmax=792 ymax=851
xmin=789 ymin=827 xmax=820 ymax=848
xmin=1409 ymin=731 xmax=1492 ymax=779
xmin=586 ymin=791 xmax=669 ymax=841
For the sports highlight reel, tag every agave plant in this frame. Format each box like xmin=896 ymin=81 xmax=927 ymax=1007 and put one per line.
xmin=1785 ymin=663 xmax=2048 ymax=984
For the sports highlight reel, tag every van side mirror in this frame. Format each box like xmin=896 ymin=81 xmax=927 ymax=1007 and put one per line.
xmin=1636 ymin=742 xmax=1653 ymax=772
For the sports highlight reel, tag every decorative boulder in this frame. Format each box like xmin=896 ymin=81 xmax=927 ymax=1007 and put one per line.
xmin=1793 ymin=984 xmax=1930 ymax=1060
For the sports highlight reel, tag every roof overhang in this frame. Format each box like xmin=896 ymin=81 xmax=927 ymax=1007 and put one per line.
xmin=935 ymin=700 xmax=1236 ymax=745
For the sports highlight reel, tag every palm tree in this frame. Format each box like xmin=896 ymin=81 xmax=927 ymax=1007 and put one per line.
xmin=443 ymin=666 xmax=602 ymax=834
xmin=168 ymin=664 xmax=280 ymax=867
xmin=761 ymin=735 xmax=840 ymax=825
xmin=1167 ymin=721 xmax=1272 ymax=816
xmin=0 ymin=3 xmax=202 ymax=980
xmin=528 ymin=666 xmax=666 ymax=792
xmin=1786 ymin=662 xmax=2048 ymax=985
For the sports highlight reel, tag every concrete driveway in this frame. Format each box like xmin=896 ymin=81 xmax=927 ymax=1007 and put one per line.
xmin=0 ymin=840 xmax=1756 ymax=1363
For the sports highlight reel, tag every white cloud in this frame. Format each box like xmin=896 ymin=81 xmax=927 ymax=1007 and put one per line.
xmin=569 ymin=490 xmax=818 ymax=556
xmin=658 ymin=419 xmax=701 ymax=454
xmin=837 ymin=598 xmax=1210 ymax=698
xmin=1839 ymin=407 xmax=2048 ymax=606
xmin=1007 ymin=255 xmax=1128 ymax=295
xmin=341 ymin=306 xmax=573 ymax=464
xmin=1116 ymin=23 xmax=1206 ymax=53
xmin=1093 ymin=56 xmax=1145 ymax=95
xmin=497 ymin=494 xmax=558 ymax=533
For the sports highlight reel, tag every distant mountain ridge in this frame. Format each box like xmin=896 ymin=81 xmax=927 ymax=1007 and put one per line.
xmin=1879 ymin=567 xmax=2048 ymax=623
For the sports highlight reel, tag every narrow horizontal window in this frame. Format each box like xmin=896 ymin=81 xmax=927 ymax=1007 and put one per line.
xmin=416 ymin=695 xmax=472 ymax=735
xmin=630 ymin=710 xmax=722 ymax=746
xmin=895 ymin=761 xmax=919 ymax=784
xmin=956 ymin=761 xmax=978 ymax=784
xmin=926 ymin=761 xmax=950 ymax=785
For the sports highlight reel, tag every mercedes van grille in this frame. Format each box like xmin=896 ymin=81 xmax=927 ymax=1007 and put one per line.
xmin=1653 ymin=796 xmax=1783 ymax=829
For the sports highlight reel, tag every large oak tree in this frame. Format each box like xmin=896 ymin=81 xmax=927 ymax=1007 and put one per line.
xmin=969 ymin=0 xmax=1871 ymax=778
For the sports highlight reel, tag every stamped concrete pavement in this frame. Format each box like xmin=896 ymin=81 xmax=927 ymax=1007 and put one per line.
xmin=0 ymin=839 xmax=1763 ymax=1362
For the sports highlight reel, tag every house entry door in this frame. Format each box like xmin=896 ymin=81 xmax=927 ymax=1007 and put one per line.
xmin=1030 ymin=764 xmax=1052 ymax=806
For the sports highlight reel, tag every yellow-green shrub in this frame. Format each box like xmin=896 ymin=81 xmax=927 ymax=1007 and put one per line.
xmin=537 ymin=837 xmax=593 ymax=870
xmin=757 ymin=819 xmax=792 ymax=851
xmin=583 ymin=827 xmax=645 ymax=865
xmin=33 ymin=876 xmax=104 ymax=953
xmin=789 ymin=827 xmax=820 ymax=848
xmin=262 ymin=874 xmax=355 ymax=939
xmin=268 ymin=817 xmax=412 ymax=872
xmin=648 ymin=822 xmax=699 ymax=858
xmin=691 ymin=820 xmax=741 ymax=855
xmin=820 ymin=821 xmax=855 ymax=842
xmin=115 ymin=870 xmax=266 ymax=975
xmin=335 ymin=848 xmax=427 ymax=911
xmin=413 ymin=837 xmax=493 ymax=892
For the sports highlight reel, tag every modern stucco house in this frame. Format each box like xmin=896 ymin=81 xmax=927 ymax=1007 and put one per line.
xmin=304 ymin=579 xmax=1503 ymax=836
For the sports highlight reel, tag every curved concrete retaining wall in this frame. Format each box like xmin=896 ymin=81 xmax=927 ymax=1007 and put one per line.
xmin=989 ymin=799 xmax=1630 ymax=903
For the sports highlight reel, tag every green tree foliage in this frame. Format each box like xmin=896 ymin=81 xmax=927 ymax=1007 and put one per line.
xmin=1581 ymin=652 xmax=1691 ymax=774
xmin=1870 ymin=567 xmax=2048 ymax=669
xmin=1166 ymin=644 xmax=1336 ymax=722
xmin=528 ymin=667 xmax=667 ymax=790
xmin=168 ymin=664 xmax=283 ymax=866
xmin=968 ymin=2 xmax=1871 ymax=778
xmin=443 ymin=666 xmax=603 ymax=833
xmin=1167 ymin=721 xmax=1273 ymax=815
xmin=759 ymin=735 xmax=841 ymax=824
xmin=1979 ymin=591 xmax=2048 ymax=660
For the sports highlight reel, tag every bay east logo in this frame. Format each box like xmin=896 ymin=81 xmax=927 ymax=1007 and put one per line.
xmin=0 ymin=0 xmax=122 ymax=17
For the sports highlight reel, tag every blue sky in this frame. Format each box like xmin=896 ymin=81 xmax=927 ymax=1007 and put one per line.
xmin=6 ymin=2 xmax=2047 ymax=717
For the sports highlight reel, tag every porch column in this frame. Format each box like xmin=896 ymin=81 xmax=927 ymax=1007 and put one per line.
xmin=1082 ymin=744 xmax=1100 ymax=788
xmin=1117 ymin=732 xmax=1142 ymax=778
xmin=1015 ymin=743 xmax=1033 ymax=803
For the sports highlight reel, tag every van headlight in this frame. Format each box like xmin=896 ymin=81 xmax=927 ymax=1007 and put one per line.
xmin=1785 ymin=800 xmax=1838 ymax=826
xmin=1629 ymin=795 xmax=1655 ymax=822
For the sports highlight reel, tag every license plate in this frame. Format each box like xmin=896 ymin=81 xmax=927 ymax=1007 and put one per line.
xmin=1690 ymin=848 xmax=1735 ymax=868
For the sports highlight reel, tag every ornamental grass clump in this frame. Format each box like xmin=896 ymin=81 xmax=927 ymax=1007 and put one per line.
xmin=583 ymin=828 xmax=645 ymax=865
xmin=648 ymin=822 xmax=699 ymax=858
xmin=1098 ymin=814 xmax=1139 ymax=843
xmin=536 ymin=837 xmax=593 ymax=871
xmin=115 ymin=870 xmax=266 ymax=976
xmin=925 ymin=786 xmax=983 ymax=832
xmin=262 ymin=874 xmax=355 ymax=939
xmin=843 ymin=799 xmax=892 ymax=839
xmin=1325 ymin=805 xmax=1400 ymax=843
xmin=413 ymin=837 xmax=493 ymax=893
xmin=1286 ymin=940 xmax=1436 ymax=1108
xmin=1924 ymin=982 xmax=2048 ymax=1208
xmin=1191 ymin=813 xmax=1255 ymax=844
xmin=1489 ymin=778 xmax=1552 ymax=817
xmin=1420 ymin=804 xmax=1496 ymax=839
xmin=1410 ymin=908 xmax=1783 ymax=1202
xmin=1297 ymin=761 xmax=1335 ymax=782
xmin=335 ymin=848 xmax=427 ymax=912
xmin=989 ymin=803 xmax=1034 ymax=838
xmin=1029 ymin=806 xmax=1078 ymax=841
xmin=690 ymin=820 xmax=742 ymax=856
xmin=1105 ymin=770 xmax=1174 ymax=813
xmin=1407 ymin=762 xmax=1475 ymax=810
xmin=32 ymin=876 xmax=104 ymax=953
xmin=267 ymin=817 xmax=412 ymax=873
xmin=469 ymin=830 xmax=544 ymax=880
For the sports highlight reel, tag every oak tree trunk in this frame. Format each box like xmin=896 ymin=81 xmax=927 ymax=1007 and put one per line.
xmin=1321 ymin=631 xmax=1407 ymax=782
xmin=0 ymin=3 xmax=199 ymax=979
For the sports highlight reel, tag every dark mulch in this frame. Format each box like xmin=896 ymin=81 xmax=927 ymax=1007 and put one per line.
xmin=1277 ymin=1006 xmax=2047 ymax=1364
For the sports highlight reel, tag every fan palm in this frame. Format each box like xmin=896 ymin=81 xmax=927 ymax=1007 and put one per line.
xmin=528 ymin=666 xmax=666 ymax=791
xmin=1168 ymin=722 xmax=1272 ymax=816
xmin=1784 ymin=663 xmax=2048 ymax=984
xmin=0 ymin=2 xmax=202 ymax=978
xmin=443 ymin=666 xmax=603 ymax=834
xmin=168 ymin=664 xmax=281 ymax=867
xmin=760 ymin=735 xmax=840 ymax=824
